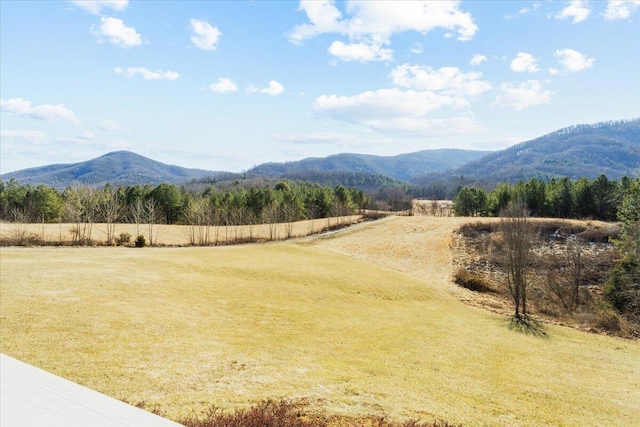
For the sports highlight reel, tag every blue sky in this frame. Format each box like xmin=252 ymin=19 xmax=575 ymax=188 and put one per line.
xmin=1 ymin=0 xmax=639 ymax=173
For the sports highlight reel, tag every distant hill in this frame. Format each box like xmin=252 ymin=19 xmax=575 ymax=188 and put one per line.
xmin=0 ymin=151 xmax=224 ymax=189
xmin=413 ymin=119 xmax=640 ymax=186
xmin=247 ymin=149 xmax=491 ymax=181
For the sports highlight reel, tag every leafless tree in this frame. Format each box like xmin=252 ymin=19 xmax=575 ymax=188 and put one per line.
xmin=99 ymin=191 xmax=122 ymax=245
xmin=499 ymin=201 xmax=534 ymax=320
xmin=545 ymin=236 xmax=587 ymax=312
xmin=130 ymin=199 xmax=145 ymax=237
xmin=143 ymin=198 xmax=159 ymax=246
xmin=10 ymin=207 xmax=30 ymax=244
xmin=65 ymin=184 xmax=97 ymax=244
xmin=262 ymin=202 xmax=280 ymax=241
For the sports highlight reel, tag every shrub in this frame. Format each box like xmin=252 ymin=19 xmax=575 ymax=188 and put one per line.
xmin=453 ymin=269 xmax=493 ymax=293
xmin=578 ymin=226 xmax=619 ymax=243
xmin=135 ymin=235 xmax=146 ymax=248
xmin=458 ymin=221 xmax=493 ymax=238
xmin=178 ymin=399 xmax=462 ymax=427
xmin=116 ymin=232 xmax=132 ymax=246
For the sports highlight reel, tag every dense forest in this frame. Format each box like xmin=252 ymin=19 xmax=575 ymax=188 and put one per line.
xmin=452 ymin=175 xmax=639 ymax=221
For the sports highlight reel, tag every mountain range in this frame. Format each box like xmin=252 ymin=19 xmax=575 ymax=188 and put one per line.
xmin=2 ymin=119 xmax=638 ymax=190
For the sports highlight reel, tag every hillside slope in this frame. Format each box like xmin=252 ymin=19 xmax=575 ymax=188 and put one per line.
xmin=248 ymin=149 xmax=490 ymax=181
xmin=2 ymin=217 xmax=638 ymax=426
xmin=414 ymin=119 xmax=640 ymax=185
xmin=0 ymin=151 xmax=223 ymax=189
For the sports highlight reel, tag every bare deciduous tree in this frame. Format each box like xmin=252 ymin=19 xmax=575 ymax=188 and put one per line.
xmin=545 ymin=236 xmax=587 ymax=312
xmin=499 ymin=201 xmax=534 ymax=320
xmin=143 ymin=198 xmax=159 ymax=246
xmin=99 ymin=190 xmax=122 ymax=245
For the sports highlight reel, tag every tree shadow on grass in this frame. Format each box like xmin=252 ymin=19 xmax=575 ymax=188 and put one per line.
xmin=508 ymin=316 xmax=549 ymax=338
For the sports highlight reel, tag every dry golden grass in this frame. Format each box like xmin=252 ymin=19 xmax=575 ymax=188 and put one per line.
xmin=0 ymin=216 xmax=361 ymax=246
xmin=1 ymin=216 xmax=639 ymax=426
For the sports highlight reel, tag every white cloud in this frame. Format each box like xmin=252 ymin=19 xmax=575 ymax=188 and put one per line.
xmin=491 ymin=80 xmax=553 ymax=110
xmin=114 ymin=66 xmax=179 ymax=80
xmin=328 ymin=41 xmax=393 ymax=62
xmin=189 ymin=19 xmax=221 ymax=51
xmin=470 ymin=54 xmax=488 ymax=66
xmin=510 ymin=52 xmax=540 ymax=73
xmin=290 ymin=0 xmax=478 ymax=62
xmin=99 ymin=119 xmax=130 ymax=131
xmin=272 ymin=132 xmax=392 ymax=147
xmin=68 ymin=1 xmax=128 ymax=15
xmin=506 ymin=1 xmax=541 ymax=18
xmin=76 ymin=130 xmax=95 ymax=140
xmin=549 ymin=68 xmax=560 ymax=75
xmin=389 ymin=64 xmax=491 ymax=96
xmin=555 ymin=48 xmax=595 ymax=72
xmin=313 ymin=88 xmax=466 ymax=122
xmin=361 ymin=116 xmax=482 ymax=136
xmin=518 ymin=2 xmax=541 ymax=15
xmin=203 ymin=78 xmax=238 ymax=93
xmin=91 ymin=17 xmax=142 ymax=48
xmin=604 ymin=0 xmax=640 ymax=20
xmin=410 ymin=42 xmax=423 ymax=54
xmin=248 ymin=80 xmax=285 ymax=96
xmin=1 ymin=97 xmax=81 ymax=124
xmin=556 ymin=0 xmax=591 ymax=23
xmin=0 ymin=129 xmax=49 ymax=144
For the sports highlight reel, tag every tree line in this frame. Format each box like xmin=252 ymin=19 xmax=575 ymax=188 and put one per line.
xmin=0 ymin=179 xmax=370 ymax=244
xmin=452 ymin=175 xmax=638 ymax=220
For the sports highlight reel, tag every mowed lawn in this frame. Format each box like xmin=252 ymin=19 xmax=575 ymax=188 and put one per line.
xmin=1 ymin=217 xmax=639 ymax=426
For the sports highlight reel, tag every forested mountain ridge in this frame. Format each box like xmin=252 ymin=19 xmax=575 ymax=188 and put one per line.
xmin=247 ymin=149 xmax=490 ymax=181
xmin=2 ymin=119 xmax=637 ymax=191
xmin=0 ymin=151 xmax=223 ymax=190
xmin=413 ymin=119 xmax=640 ymax=186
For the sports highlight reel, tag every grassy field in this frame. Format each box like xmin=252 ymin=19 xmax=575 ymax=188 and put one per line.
xmin=0 ymin=216 xmax=361 ymax=246
xmin=1 ymin=216 xmax=639 ymax=426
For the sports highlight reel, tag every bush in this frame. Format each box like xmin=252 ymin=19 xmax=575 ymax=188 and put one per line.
xmin=116 ymin=232 xmax=132 ymax=246
xmin=178 ymin=399 xmax=462 ymax=427
xmin=453 ymin=269 xmax=493 ymax=293
xmin=578 ymin=226 xmax=619 ymax=243
xmin=135 ymin=235 xmax=146 ymax=248
xmin=458 ymin=221 xmax=494 ymax=238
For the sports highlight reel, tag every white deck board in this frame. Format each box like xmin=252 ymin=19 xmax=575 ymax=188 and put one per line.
xmin=1 ymin=354 xmax=182 ymax=427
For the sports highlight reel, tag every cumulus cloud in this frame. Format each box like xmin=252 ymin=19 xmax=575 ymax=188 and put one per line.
xmin=555 ymin=0 xmax=591 ymax=23
xmin=604 ymin=0 xmax=640 ymax=20
xmin=390 ymin=64 xmax=491 ymax=96
xmin=470 ymin=54 xmax=488 ymax=66
xmin=555 ymin=48 xmax=595 ymax=72
xmin=1 ymin=97 xmax=81 ymax=124
xmin=510 ymin=52 xmax=540 ymax=73
xmin=361 ymin=116 xmax=482 ymax=135
xmin=189 ymin=19 xmax=221 ymax=51
xmin=0 ymin=129 xmax=49 ymax=144
xmin=114 ymin=66 xmax=179 ymax=80
xmin=248 ymin=80 xmax=285 ymax=96
xmin=328 ymin=41 xmax=393 ymax=62
xmin=289 ymin=0 xmax=478 ymax=62
xmin=99 ymin=119 xmax=131 ymax=131
xmin=68 ymin=0 xmax=128 ymax=15
xmin=491 ymin=80 xmax=553 ymax=110
xmin=203 ymin=78 xmax=238 ymax=93
xmin=91 ymin=17 xmax=142 ymax=48
xmin=313 ymin=88 xmax=466 ymax=122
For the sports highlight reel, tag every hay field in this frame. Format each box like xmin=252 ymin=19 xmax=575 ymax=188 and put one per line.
xmin=1 ymin=216 xmax=639 ymax=426
xmin=0 ymin=216 xmax=360 ymax=246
